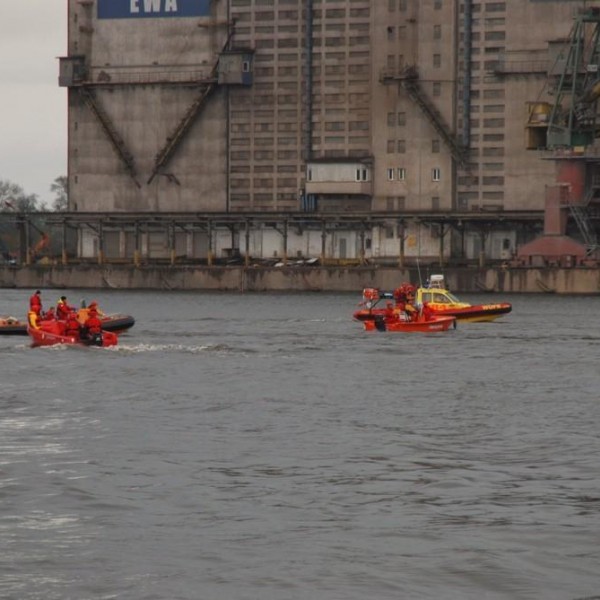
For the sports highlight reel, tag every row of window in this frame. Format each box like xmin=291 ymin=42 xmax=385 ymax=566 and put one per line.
xmin=233 ymin=0 xmax=371 ymax=7
xmin=231 ymin=150 xmax=299 ymax=161
xmin=383 ymin=198 xmax=442 ymax=213
xmin=251 ymin=36 xmax=370 ymax=49
xmin=231 ymin=178 xmax=299 ymax=189
xmin=250 ymin=51 xmax=371 ymax=64
xmin=304 ymin=167 xmax=441 ymax=184
xmin=298 ymin=168 xmax=444 ymax=184
xmin=388 ymin=0 xmax=442 ymax=10
xmin=387 ymin=140 xmax=441 ymax=154
xmin=459 ymin=2 xmax=506 ymax=13
xmin=386 ymin=51 xmax=507 ymax=72
xmin=387 ymin=24 xmax=441 ymax=42
xmin=385 ymin=168 xmax=441 ymax=182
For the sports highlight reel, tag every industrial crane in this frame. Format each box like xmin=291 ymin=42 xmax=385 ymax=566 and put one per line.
xmin=546 ymin=7 xmax=600 ymax=149
xmin=520 ymin=7 xmax=600 ymax=263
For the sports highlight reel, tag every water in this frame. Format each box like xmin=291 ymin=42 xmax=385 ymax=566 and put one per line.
xmin=1 ymin=289 xmax=599 ymax=600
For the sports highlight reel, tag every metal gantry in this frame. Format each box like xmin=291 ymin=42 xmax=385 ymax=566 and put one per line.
xmin=0 ymin=210 xmax=548 ymax=267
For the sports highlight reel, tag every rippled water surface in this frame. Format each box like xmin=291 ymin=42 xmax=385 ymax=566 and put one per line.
xmin=1 ymin=288 xmax=599 ymax=600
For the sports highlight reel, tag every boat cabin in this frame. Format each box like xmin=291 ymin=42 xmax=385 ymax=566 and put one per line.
xmin=416 ymin=276 xmax=465 ymax=307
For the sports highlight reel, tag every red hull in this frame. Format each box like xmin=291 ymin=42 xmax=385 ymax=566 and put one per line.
xmin=360 ymin=314 xmax=455 ymax=333
xmin=1 ymin=313 xmax=134 ymax=336
xmin=27 ymin=321 xmax=118 ymax=348
xmin=354 ymin=302 xmax=511 ymax=324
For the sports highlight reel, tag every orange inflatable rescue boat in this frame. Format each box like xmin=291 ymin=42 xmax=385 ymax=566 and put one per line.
xmin=354 ymin=286 xmax=456 ymax=333
xmin=27 ymin=319 xmax=118 ymax=348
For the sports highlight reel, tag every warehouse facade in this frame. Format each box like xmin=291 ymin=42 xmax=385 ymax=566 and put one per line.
xmin=59 ymin=0 xmax=597 ymax=264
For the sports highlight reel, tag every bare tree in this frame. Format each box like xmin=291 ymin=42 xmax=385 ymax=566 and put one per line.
xmin=0 ymin=179 xmax=41 ymax=212
xmin=50 ymin=176 xmax=68 ymax=211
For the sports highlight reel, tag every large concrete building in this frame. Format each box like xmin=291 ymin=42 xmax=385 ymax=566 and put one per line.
xmin=59 ymin=0 xmax=600 ymax=264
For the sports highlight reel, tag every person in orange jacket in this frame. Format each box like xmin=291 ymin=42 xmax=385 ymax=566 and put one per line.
xmin=56 ymin=296 xmax=74 ymax=320
xmin=421 ymin=301 xmax=434 ymax=322
xmin=65 ymin=312 xmax=81 ymax=340
xmin=29 ymin=290 xmax=42 ymax=313
xmin=41 ymin=306 xmax=55 ymax=321
xmin=83 ymin=306 xmax=103 ymax=338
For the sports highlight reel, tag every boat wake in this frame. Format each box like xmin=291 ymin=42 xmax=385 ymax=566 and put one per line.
xmin=110 ymin=342 xmax=247 ymax=355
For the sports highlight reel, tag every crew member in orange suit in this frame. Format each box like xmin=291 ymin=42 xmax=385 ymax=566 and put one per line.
xmin=56 ymin=296 xmax=74 ymax=320
xmin=65 ymin=313 xmax=81 ymax=340
xmin=421 ymin=301 xmax=434 ymax=322
xmin=29 ymin=290 xmax=42 ymax=313
xmin=84 ymin=307 xmax=103 ymax=337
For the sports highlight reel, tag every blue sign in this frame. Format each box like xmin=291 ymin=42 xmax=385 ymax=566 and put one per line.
xmin=98 ymin=0 xmax=210 ymax=19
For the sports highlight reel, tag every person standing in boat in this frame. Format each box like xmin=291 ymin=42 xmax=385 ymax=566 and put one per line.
xmin=29 ymin=290 xmax=42 ymax=314
xmin=404 ymin=284 xmax=418 ymax=321
xmin=392 ymin=287 xmax=407 ymax=321
xmin=421 ymin=301 xmax=434 ymax=322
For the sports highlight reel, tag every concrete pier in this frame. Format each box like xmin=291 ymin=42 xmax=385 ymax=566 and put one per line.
xmin=1 ymin=265 xmax=599 ymax=294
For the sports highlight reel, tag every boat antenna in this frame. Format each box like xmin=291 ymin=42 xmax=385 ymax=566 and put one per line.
xmin=416 ymin=257 xmax=423 ymax=287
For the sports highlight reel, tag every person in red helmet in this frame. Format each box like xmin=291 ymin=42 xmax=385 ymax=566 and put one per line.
xmin=65 ymin=312 xmax=81 ymax=340
xmin=402 ymin=284 xmax=417 ymax=321
xmin=87 ymin=300 xmax=104 ymax=317
xmin=83 ymin=306 xmax=103 ymax=339
xmin=29 ymin=290 xmax=42 ymax=313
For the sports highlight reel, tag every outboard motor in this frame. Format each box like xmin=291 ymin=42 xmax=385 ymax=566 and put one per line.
xmin=90 ymin=332 xmax=103 ymax=346
xmin=374 ymin=315 xmax=387 ymax=332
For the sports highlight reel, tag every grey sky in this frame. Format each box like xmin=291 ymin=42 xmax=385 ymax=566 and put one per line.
xmin=0 ymin=1 xmax=67 ymax=207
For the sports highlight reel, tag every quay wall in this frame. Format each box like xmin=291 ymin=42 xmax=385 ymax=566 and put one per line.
xmin=1 ymin=265 xmax=599 ymax=294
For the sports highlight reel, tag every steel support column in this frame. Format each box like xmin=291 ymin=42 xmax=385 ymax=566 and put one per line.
xmin=134 ymin=223 xmax=141 ymax=267
xmin=98 ymin=221 xmax=104 ymax=265
xmin=479 ymin=231 xmax=486 ymax=268
xmin=398 ymin=220 xmax=405 ymax=267
xmin=25 ymin=219 xmax=32 ymax=266
xmin=359 ymin=227 xmax=366 ymax=265
xmin=169 ymin=222 xmax=176 ymax=266
xmin=438 ymin=224 xmax=446 ymax=266
xmin=207 ymin=220 xmax=214 ymax=266
xmin=320 ymin=220 xmax=327 ymax=265
xmin=245 ymin=219 xmax=251 ymax=267
xmin=62 ymin=220 xmax=68 ymax=265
